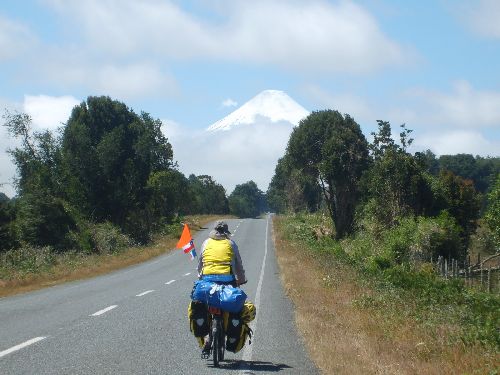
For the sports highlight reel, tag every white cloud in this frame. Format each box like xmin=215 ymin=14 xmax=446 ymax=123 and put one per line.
xmin=398 ymin=81 xmax=500 ymax=129
xmin=23 ymin=95 xmax=80 ymax=130
xmin=0 ymin=15 xmax=34 ymax=61
xmin=415 ymin=130 xmax=499 ymax=157
xmin=0 ymin=94 xmax=80 ymax=197
xmin=303 ymin=84 xmax=375 ymax=124
xmin=94 ymin=63 xmax=176 ymax=99
xmin=457 ymin=0 xmax=500 ymax=38
xmin=0 ymin=130 xmax=17 ymax=197
xmin=36 ymin=51 xmax=178 ymax=99
xmin=0 ymin=98 xmax=22 ymax=197
xmin=300 ymin=83 xmax=500 ymax=157
xmin=222 ymin=98 xmax=238 ymax=108
xmin=167 ymin=119 xmax=294 ymax=193
xmin=44 ymin=0 xmax=410 ymax=74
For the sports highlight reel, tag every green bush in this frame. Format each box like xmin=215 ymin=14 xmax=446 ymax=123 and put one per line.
xmin=469 ymin=220 xmax=498 ymax=256
xmin=89 ymin=222 xmax=132 ymax=254
xmin=0 ymin=245 xmax=56 ymax=277
xmin=66 ymin=220 xmax=132 ymax=255
xmin=15 ymin=194 xmax=77 ymax=251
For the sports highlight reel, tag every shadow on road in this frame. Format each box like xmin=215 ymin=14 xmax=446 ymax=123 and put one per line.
xmin=215 ymin=359 xmax=292 ymax=372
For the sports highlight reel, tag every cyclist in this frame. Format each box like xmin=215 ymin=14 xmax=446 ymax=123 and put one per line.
xmin=197 ymin=220 xmax=247 ymax=354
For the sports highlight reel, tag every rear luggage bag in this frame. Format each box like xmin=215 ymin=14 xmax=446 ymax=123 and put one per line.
xmin=187 ymin=301 xmax=209 ymax=347
xmin=191 ymin=280 xmax=247 ymax=313
xmin=224 ymin=301 xmax=256 ymax=353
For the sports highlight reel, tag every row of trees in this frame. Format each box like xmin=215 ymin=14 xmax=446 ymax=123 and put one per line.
xmin=267 ymin=110 xmax=499 ymax=262
xmin=2 ymin=98 xmax=496 ymax=261
xmin=0 ymin=96 xmax=265 ymax=255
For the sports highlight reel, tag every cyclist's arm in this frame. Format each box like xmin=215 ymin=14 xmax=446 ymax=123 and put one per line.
xmin=231 ymin=240 xmax=247 ymax=284
xmin=197 ymin=239 xmax=209 ymax=278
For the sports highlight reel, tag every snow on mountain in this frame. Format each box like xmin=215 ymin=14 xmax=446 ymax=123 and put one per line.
xmin=207 ymin=90 xmax=309 ymax=131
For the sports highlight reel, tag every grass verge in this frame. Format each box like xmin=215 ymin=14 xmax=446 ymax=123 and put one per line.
xmin=273 ymin=213 xmax=499 ymax=375
xmin=0 ymin=215 xmax=226 ymax=298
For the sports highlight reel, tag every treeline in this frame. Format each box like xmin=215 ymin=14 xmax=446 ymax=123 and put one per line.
xmin=0 ymin=96 xmax=265 ymax=255
xmin=267 ymin=110 xmax=499 ymax=263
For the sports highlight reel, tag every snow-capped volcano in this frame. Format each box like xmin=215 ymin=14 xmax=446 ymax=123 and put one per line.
xmin=207 ymin=90 xmax=309 ymax=131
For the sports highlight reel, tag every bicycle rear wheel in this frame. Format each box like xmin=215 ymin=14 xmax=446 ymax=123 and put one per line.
xmin=212 ymin=318 xmax=221 ymax=367
xmin=218 ymin=319 xmax=225 ymax=362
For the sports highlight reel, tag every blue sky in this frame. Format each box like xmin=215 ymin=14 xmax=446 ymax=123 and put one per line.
xmin=1 ymin=0 xmax=499 ymax=197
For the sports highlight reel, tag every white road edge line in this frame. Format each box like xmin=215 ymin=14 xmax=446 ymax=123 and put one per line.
xmin=90 ymin=305 xmax=117 ymax=317
xmin=183 ymin=272 xmax=191 ymax=276
xmin=0 ymin=337 xmax=46 ymax=358
xmin=165 ymin=280 xmax=176 ymax=285
xmin=136 ymin=290 xmax=155 ymax=297
xmin=240 ymin=215 xmax=269 ymax=370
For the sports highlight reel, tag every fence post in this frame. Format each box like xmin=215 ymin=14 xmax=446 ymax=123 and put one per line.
xmin=445 ymin=258 xmax=448 ymax=279
xmin=487 ymin=267 xmax=491 ymax=293
xmin=480 ymin=266 xmax=484 ymax=290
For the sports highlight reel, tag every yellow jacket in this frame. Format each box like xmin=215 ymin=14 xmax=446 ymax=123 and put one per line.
xmin=197 ymin=237 xmax=246 ymax=283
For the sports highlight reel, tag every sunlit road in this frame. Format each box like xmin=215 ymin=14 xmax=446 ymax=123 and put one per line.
xmin=0 ymin=216 xmax=318 ymax=374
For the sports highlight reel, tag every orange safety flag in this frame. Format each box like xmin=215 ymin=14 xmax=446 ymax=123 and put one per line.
xmin=176 ymin=224 xmax=192 ymax=248
xmin=176 ymin=224 xmax=197 ymax=260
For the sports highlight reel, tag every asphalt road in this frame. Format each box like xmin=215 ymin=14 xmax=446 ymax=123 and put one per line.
xmin=0 ymin=216 xmax=318 ymax=374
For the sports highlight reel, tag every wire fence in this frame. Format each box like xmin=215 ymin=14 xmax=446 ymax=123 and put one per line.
xmin=434 ymin=253 xmax=500 ymax=293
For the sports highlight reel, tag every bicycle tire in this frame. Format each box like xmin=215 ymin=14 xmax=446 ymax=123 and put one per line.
xmin=218 ymin=319 xmax=225 ymax=362
xmin=212 ymin=319 xmax=220 ymax=367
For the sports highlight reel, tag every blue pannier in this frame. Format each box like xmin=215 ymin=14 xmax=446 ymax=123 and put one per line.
xmin=191 ymin=280 xmax=247 ymax=313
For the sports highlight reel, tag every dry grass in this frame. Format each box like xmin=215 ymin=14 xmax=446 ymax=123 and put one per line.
xmin=0 ymin=215 xmax=227 ymax=298
xmin=272 ymin=216 xmax=499 ymax=375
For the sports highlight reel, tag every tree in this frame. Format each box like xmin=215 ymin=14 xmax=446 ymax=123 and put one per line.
xmin=266 ymin=156 xmax=321 ymax=213
xmin=436 ymin=170 xmax=481 ymax=249
xmin=229 ymin=181 xmax=266 ymax=218
xmin=186 ymin=175 xmax=229 ymax=214
xmin=286 ymin=110 xmax=369 ymax=238
xmin=0 ymin=195 xmax=16 ymax=252
xmin=363 ymin=121 xmax=433 ymax=226
xmin=484 ymin=173 xmax=500 ymax=248
xmin=15 ymin=193 xmax=76 ymax=250
xmin=438 ymin=154 xmax=500 ymax=194
xmin=3 ymin=110 xmax=78 ymax=250
xmin=147 ymin=169 xmax=189 ymax=224
xmin=3 ymin=110 xmax=62 ymax=197
xmin=60 ymin=96 xmax=174 ymax=242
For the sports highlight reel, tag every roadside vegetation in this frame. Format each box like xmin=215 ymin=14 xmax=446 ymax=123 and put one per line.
xmin=267 ymin=110 xmax=499 ymax=373
xmin=274 ymin=213 xmax=499 ymax=374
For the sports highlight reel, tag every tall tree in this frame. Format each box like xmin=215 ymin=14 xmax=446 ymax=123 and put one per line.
xmin=438 ymin=154 xmax=500 ymax=194
xmin=364 ymin=121 xmax=434 ymax=226
xmin=3 ymin=110 xmax=76 ymax=249
xmin=61 ymin=96 xmax=174 ymax=242
xmin=436 ymin=170 xmax=481 ymax=247
xmin=286 ymin=110 xmax=369 ymax=238
xmin=484 ymin=173 xmax=500 ymax=248
xmin=229 ymin=181 xmax=266 ymax=218
xmin=0 ymin=194 xmax=16 ymax=252
xmin=186 ymin=175 xmax=229 ymax=214
xmin=266 ymin=156 xmax=321 ymax=213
